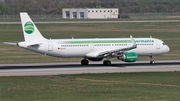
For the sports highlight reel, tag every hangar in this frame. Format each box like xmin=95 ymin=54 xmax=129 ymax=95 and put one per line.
xmin=62 ymin=8 xmax=119 ymax=19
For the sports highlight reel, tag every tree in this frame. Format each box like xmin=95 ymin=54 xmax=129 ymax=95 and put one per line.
xmin=55 ymin=2 xmax=69 ymax=14
xmin=0 ymin=3 xmax=10 ymax=14
xmin=132 ymin=6 xmax=141 ymax=13
xmin=155 ymin=4 xmax=168 ymax=12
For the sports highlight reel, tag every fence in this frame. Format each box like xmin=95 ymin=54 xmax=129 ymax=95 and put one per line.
xmin=120 ymin=12 xmax=180 ymax=19
xmin=0 ymin=14 xmax=62 ymax=19
xmin=125 ymin=12 xmax=180 ymax=16
xmin=1 ymin=12 xmax=180 ymax=19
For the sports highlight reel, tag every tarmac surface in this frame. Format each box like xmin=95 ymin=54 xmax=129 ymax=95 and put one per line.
xmin=0 ymin=60 xmax=180 ymax=76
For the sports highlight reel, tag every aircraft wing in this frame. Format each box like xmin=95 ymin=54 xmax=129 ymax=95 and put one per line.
xmin=86 ymin=35 xmax=137 ymax=58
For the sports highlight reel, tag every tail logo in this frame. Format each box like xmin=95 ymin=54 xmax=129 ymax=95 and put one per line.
xmin=24 ymin=21 xmax=34 ymax=34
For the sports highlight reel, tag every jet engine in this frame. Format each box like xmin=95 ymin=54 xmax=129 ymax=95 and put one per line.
xmin=117 ymin=52 xmax=138 ymax=62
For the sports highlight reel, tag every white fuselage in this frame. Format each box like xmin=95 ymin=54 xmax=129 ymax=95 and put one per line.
xmin=18 ymin=38 xmax=170 ymax=58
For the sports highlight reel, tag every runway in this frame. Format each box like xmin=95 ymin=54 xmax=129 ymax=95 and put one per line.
xmin=0 ymin=60 xmax=180 ymax=76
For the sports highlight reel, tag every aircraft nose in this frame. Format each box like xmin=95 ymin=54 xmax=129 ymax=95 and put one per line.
xmin=165 ymin=45 xmax=170 ymax=53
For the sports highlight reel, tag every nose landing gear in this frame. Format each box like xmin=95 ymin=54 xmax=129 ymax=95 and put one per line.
xmin=150 ymin=56 xmax=155 ymax=64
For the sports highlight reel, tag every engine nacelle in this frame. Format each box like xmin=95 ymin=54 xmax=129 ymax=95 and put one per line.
xmin=88 ymin=58 xmax=103 ymax=61
xmin=117 ymin=52 xmax=138 ymax=62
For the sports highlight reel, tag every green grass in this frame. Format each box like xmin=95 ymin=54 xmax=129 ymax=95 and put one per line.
xmin=0 ymin=72 xmax=180 ymax=101
xmin=0 ymin=22 xmax=180 ymax=64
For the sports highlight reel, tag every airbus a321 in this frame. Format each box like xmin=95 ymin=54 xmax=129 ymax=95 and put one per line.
xmin=4 ymin=12 xmax=170 ymax=66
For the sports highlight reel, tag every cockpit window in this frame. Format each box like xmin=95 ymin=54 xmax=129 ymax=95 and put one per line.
xmin=162 ymin=43 xmax=166 ymax=45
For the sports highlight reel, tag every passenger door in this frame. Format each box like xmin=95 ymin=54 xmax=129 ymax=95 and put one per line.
xmin=156 ymin=40 xmax=160 ymax=49
xmin=48 ymin=41 xmax=53 ymax=51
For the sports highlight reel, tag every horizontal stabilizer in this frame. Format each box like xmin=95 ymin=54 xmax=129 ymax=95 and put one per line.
xmin=17 ymin=41 xmax=42 ymax=48
xmin=27 ymin=43 xmax=42 ymax=47
xmin=3 ymin=42 xmax=17 ymax=46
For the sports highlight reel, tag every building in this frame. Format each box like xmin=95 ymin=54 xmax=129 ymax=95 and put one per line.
xmin=62 ymin=8 xmax=119 ymax=19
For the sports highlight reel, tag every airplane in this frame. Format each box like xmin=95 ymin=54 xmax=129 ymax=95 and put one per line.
xmin=4 ymin=12 xmax=170 ymax=66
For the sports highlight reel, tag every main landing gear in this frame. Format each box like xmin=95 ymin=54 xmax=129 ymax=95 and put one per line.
xmin=103 ymin=60 xmax=111 ymax=66
xmin=81 ymin=58 xmax=112 ymax=66
xmin=150 ymin=56 xmax=155 ymax=64
xmin=81 ymin=59 xmax=89 ymax=65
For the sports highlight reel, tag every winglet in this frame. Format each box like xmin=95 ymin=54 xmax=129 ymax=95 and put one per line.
xmin=130 ymin=35 xmax=137 ymax=49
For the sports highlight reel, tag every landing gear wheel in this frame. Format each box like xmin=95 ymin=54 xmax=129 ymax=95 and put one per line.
xmin=149 ymin=56 xmax=155 ymax=64
xmin=81 ymin=59 xmax=89 ymax=65
xmin=150 ymin=60 xmax=155 ymax=64
xmin=103 ymin=60 xmax=111 ymax=66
